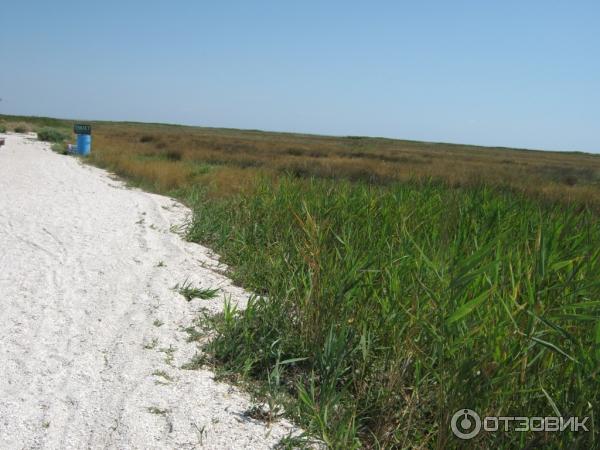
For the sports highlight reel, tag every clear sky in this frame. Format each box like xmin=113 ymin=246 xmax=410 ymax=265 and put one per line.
xmin=1 ymin=1 xmax=598 ymax=152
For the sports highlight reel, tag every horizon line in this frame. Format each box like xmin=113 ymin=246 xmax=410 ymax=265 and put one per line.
xmin=0 ymin=111 xmax=595 ymax=156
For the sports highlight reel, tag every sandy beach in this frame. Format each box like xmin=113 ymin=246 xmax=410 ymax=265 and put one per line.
xmin=0 ymin=134 xmax=295 ymax=449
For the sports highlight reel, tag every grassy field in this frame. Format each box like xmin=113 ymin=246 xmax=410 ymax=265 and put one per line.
xmin=3 ymin=114 xmax=600 ymax=206
xmin=2 ymin=114 xmax=599 ymax=448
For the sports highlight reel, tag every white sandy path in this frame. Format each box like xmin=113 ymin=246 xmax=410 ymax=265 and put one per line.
xmin=0 ymin=134 xmax=296 ymax=449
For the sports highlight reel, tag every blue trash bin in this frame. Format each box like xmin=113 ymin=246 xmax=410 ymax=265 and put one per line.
xmin=77 ymin=134 xmax=91 ymax=156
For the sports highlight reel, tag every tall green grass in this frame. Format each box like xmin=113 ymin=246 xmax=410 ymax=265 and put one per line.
xmin=187 ymin=177 xmax=599 ymax=448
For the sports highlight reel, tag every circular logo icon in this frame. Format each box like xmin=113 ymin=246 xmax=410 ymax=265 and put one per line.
xmin=451 ymin=409 xmax=481 ymax=440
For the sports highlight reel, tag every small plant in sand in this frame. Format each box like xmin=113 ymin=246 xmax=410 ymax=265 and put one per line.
xmin=143 ymin=338 xmax=158 ymax=350
xmin=147 ymin=406 xmax=169 ymax=416
xmin=175 ymin=279 xmax=219 ymax=301
xmin=152 ymin=370 xmax=173 ymax=382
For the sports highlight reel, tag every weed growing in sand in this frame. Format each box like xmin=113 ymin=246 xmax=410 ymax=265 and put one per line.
xmin=275 ymin=434 xmax=315 ymax=450
xmin=147 ymin=406 xmax=169 ymax=416
xmin=152 ymin=370 xmax=173 ymax=382
xmin=183 ymin=324 xmax=204 ymax=343
xmin=176 ymin=279 xmax=219 ymax=301
xmin=243 ymin=405 xmax=276 ymax=423
xmin=192 ymin=423 xmax=208 ymax=446
xmin=153 ymin=319 xmax=164 ymax=327
xmin=181 ymin=353 xmax=207 ymax=370
xmin=143 ymin=338 xmax=158 ymax=350
xmin=158 ymin=345 xmax=176 ymax=366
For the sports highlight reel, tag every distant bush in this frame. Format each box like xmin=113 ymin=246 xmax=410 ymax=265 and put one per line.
xmin=165 ymin=149 xmax=183 ymax=161
xmin=14 ymin=125 xmax=28 ymax=133
xmin=139 ymin=135 xmax=155 ymax=143
xmin=0 ymin=124 xmax=6 ymax=133
xmin=37 ymin=127 xmax=69 ymax=143
xmin=51 ymin=142 xmax=68 ymax=155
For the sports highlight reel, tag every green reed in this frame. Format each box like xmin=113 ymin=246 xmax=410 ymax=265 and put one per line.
xmin=187 ymin=177 xmax=599 ymax=449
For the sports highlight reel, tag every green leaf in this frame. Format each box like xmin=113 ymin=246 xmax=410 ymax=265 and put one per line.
xmin=595 ymin=321 xmax=600 ymax=361
xmin=541 ymin=386 xmax=562 ymax=417
xmin=279 ymin=357 xmax=308 ymax=365
xmin=550 ymin=258 xmax=577 ymax=272
xmin=530 ymin=336 xmax=579 ymax=364
xmin=447 ymin=289 xmax=491 ymax=324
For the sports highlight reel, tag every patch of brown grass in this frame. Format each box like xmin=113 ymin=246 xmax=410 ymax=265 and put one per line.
xmin=198 ymin=167 xmax=262 ymax=198
xmin=4 ymin=121 xmax=34 ymax=133
xmin=3 ymin=114 xmax=600 ymax=207
xmin=116 ymin=158 xmax=191 ymax=190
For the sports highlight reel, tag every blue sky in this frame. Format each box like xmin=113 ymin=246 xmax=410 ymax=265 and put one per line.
xmin=1 ymin=1 xmax=598 ymax=152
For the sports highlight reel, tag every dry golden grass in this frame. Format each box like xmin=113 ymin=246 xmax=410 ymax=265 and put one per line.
xmin=91 ymin=122 xmax=600 ymax=207
xmin=1 ymin=121 xmax=34 ymax=133
xmin=3 ymin=114 xmax=600 ymax=206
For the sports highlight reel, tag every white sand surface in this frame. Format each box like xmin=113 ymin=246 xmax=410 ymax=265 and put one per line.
xmin=0 ymin=134 xmax=296 ymax=449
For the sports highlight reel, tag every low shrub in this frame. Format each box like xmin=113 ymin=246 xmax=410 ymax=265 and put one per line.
xmin=139 ymin=135 xmax=156 ymax=143
xmin=14 ymin=125 xmax=28 ymax=133
xmin=165 ymin=149 xmax=183 ymax=161
xmin=51 ymin=142 xmax=68 ymax=155
xmin=37 ymin=127 xmax=69 ymax=143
